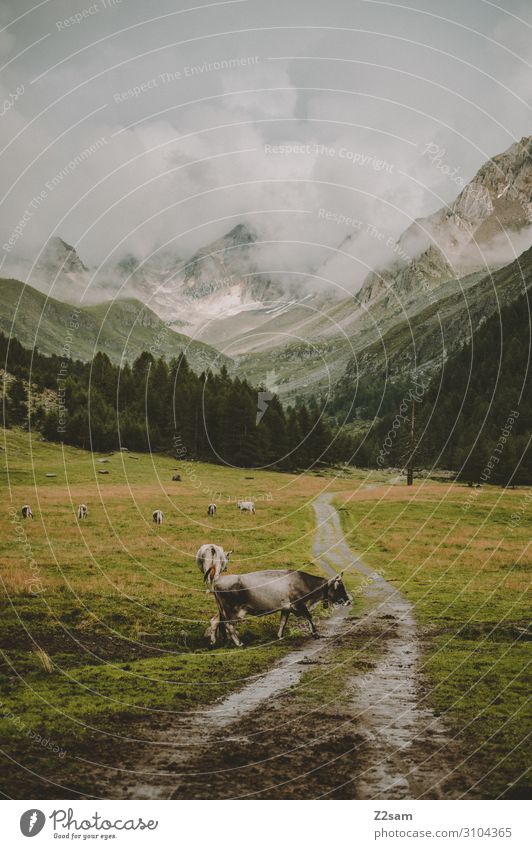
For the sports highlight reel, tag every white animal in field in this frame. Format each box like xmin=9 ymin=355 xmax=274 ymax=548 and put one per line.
xmin=207 ymin=503 xmax=217 ymax=517
xmin=21 ymin=504 xmax=33 ymax=519
xmin=77 ymin=504 xmax=88 ymax=520
xmin=237 ymin=500 xmax=255 ymax=514
xmin=196 ymin=544 xmax=232 ymax=585
xmin=152 ymin=509 xmax=164 ymax=525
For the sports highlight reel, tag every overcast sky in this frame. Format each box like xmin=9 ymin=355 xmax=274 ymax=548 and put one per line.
xmin=0 ymin=0 xmax=531 ymax=288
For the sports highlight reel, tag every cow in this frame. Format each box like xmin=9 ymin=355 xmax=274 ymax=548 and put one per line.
xmin=21 ymin=504 xmax=33 ymax=519
xmin=77 ymin=504 xmax=88 ymax=520
xmin=152 ymin=509 xmax=164 ymax=525
xmin=196 ymin=543 xmax=233 ymax=586
xmin=208 ymin=569 xmax=351 ymax=646
xmin=237 ymin=500 xmax=255 ymax=514
xmin=172 ymin=474 xmax=181 ymax=481
xmin=207 ymin=503 xmax=217 ymax=517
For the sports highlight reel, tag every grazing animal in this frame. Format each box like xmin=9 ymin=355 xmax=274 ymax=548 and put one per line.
xmin=77 ymin=504 xmax=88 ymax=520
xmin=208 ymin=570 xmax=351 ymax=646
xmin=172 ymin=474 xmax=181 ymax=481
xmin=152 ymin=509 xmax=164 ymax=525
xmin=207 ymin=503 xmax=217 ymax=517
xmin=196 ymin=544 xmax=232 ymax=586
xmin=237 ymin=500 xmax=255 ymax=514
xmin=21 ymin=504 xmax=33 ymax=519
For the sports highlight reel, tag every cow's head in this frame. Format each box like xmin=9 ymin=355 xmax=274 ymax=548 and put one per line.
xmin=327 ymin=572 xmax=351 ymax=606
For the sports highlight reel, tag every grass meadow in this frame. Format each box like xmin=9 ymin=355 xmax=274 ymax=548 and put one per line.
xmin=0 ymin=427 xmax=365 ymax=796
xmin=0 ymin=427 xmax=529 ymax=798
xmin=336 ymin=484 xmax=531 ymax=798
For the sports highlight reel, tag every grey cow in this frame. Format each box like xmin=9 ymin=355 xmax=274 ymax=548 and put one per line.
xmin=208 ymin=569 xmax=350 ymax=646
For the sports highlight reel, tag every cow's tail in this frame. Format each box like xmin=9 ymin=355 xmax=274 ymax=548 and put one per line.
xmin=202 ymin=546 xmax=220 ymax=584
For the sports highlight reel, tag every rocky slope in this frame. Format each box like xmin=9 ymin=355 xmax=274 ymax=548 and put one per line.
xmin=358 ymin=136 xmax=532 ymax=307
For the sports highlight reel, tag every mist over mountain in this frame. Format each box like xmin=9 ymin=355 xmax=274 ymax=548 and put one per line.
xmin=2 ymin=134 xmax=531 ymax=404
xmin=358 ymin=136 xmax=532 ymax=307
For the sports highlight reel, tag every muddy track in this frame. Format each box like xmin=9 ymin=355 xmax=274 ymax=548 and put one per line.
xmin=92 ymin=493 xmax=470 ymax=799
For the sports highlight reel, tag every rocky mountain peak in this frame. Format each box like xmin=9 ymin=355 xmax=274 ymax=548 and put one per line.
xmin=182 ymin=223 xmax=260 ymax=298
xmin=40 ymin=237 xmax=88 ymax=275
xmin=357 ymin=136 xmax=532 ymax=307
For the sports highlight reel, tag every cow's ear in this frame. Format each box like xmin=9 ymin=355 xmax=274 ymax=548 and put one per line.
xmin=226 ymin=550 xmax=233 ymax=558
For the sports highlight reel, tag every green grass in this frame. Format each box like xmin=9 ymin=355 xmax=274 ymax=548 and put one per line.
xmin=2 ymin=429 xmax=529 ymax=798
xmin=0 ymin=427 xmax=363 ymax=796
xmin=336 ymin=483 xmax=531 ymax=798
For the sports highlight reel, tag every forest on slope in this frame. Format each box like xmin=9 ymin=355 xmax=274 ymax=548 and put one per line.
xmin=1 ymin=333 xmax=353 ymax=470
xmin=365 ymin=290 xmax=532 ymax=484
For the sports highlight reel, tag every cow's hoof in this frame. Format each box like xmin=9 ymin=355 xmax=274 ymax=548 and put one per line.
xmin=312 ymin=632 xmax=321 ymax=640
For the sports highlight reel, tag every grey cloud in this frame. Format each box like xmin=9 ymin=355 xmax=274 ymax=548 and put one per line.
xmin=0 ymin=0 xmax=530 ymax=293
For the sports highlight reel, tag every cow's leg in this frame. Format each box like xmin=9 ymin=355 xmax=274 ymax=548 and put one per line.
xmin=296 ymin=603 xmax=320 ymax=639
xmin=206 ymin=614 xmax=220 ymax=646
xmin=224 ymin=619 xmax=244 ymax=647
xmin=278 ymin=609 xmax=290 ymax=639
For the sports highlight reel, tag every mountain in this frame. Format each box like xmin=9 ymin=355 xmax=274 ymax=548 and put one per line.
xmin=0 ymin=278 xmax=229 ymax=372
xmin=371 ymin=285 xmax=532 ymax=483
xmin=358 ymin=136 xmax=532 ymax=307
xmin=39 ymin=236 xmax=88 ymax=276
xmin=331 ymin=245 xmax=532 ymax=420
xmin=234 ymin=138 xmax=532 ymax=401
xmin=182 ymin=224 xmax=264 ymax=298
xmin=103 ymin=224 xmax=296 ymax=338
xmin=2 ymin=237 xmax=91 ymax=304
xmin=3 ymin=138 xmax=530 ymax=401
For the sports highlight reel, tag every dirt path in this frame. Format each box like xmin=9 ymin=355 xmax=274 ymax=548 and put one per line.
xmin=312 ymin=493 xmax=463 ymax=799
xmin=93 ymin=492 xmax=469 ymax=799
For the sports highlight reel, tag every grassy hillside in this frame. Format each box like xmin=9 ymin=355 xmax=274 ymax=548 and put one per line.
xmin=0 ymin=278 xmax=228 ymax=372
xmin=237 ymin=249 xmax=532 ymax=404
xmin=344 ymin=245 xmax=532 ymax=384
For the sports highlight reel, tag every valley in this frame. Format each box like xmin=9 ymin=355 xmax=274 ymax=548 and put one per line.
xmin=2 ymin=137 xmax=531 ymax=407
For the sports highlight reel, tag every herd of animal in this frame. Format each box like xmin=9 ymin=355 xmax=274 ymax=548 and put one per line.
xmin=19 ymin=499 xmax=351 ymax=647
xmin=150 ymin=500 xmax=256 ymax=525
xmin=20 ymin=500 xmax=256 ymax=525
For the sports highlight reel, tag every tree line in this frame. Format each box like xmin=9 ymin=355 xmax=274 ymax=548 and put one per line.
xmin=1 ymin=333 xmax=354 ymax=470
xmin=3 ymin=281 xmax=530 ymax=483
